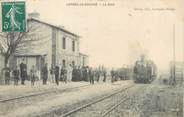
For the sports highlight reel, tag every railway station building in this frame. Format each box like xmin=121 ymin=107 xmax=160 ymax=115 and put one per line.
xmin=10 ymin=13 xmax=89 ymax=80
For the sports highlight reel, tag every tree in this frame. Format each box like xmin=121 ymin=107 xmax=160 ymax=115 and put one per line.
xmin=0 ymin=19 xmax=46 ymax=68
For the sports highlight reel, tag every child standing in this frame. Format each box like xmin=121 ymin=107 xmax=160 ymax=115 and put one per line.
xmin=30 ymin=65 xmax=37 ymax=86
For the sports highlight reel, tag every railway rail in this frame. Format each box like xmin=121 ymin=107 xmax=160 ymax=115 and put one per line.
xmin=103 ymin=84 xmax=149 ymax=117
xmin=0 ymin=84 xmax=90 ymax=103
xmin=60 ymin=84 xmax=135 ymax=117
xmin=101 ymin=95 xmax=128 ymax=117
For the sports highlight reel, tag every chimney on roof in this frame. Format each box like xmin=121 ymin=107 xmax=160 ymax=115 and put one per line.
xmin=28 ymin=12 xmax=40 ymax=19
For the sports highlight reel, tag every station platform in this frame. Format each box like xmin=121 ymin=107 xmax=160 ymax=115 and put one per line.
xmin=0 ymin=80 xmax=132 ymax=100
xmin=0 ymin=81 xmax=89 ymax=100
xmin=0 ymin=80 xmax=133 ymax=117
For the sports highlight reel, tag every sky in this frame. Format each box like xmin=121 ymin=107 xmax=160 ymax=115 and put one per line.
xmin=4 ymin=0 xmax=183 ymax=70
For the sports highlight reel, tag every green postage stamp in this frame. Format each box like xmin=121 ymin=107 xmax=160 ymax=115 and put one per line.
xmin=1 ymin=1 xmax=26 ymax=32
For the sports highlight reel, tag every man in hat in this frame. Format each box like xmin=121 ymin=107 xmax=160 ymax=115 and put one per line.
xmin=20 ymin=59 xmax=27 ymax=85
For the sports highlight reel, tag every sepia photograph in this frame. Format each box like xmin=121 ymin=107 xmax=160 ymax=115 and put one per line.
xmin=0 ymin=0 xmax=183 ymax=117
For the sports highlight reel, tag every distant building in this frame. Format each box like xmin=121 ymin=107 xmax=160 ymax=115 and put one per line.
xmin=12 ymin=13 xmax=89 ymax=78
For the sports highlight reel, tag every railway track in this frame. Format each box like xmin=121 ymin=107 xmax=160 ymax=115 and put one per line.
xmin=104 ymin=84 xmax=149 ymax=117
xmin=0 ymin=84 xmax=90 ymax=103
xmin=60 ymin=84 xmax=136 ymax=117
xmin=101 ymin=95 xmax=129 ymax=117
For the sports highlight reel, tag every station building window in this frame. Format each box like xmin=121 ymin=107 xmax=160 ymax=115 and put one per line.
xmin=62 ymin=59 xmax=66 ymax=67
xmin=72 ymin=61 xmax=75 ymax=66
xmin=72 ymin=40 xmax=75 ymax=52
xmin=62 ymin=37 xmax=66 ymax=49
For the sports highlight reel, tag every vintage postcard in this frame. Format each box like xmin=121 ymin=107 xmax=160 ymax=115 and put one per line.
xmin=0 ymin=0 xmax=183 ymax=117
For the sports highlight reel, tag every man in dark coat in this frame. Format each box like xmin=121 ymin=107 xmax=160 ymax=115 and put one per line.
xmin=72 ymin=66 xmax=78 ymax=81
xmin=89 ymin=68 xmax=94 ymax=84
xmin=95 ymin=70 xmax=100 ymax=82
xmin=60 ymin=66 xmax=65 ymax=81
xmin=63 ymin=66 xmax=67 ymax=83
xmin=76 ymin=66 xmax=82 ymax=81
xmin=50 ymin=64 xmax=55 ymax=83
xmin=42 ymin=63 xmax=48 ymax=85
xmin=81 ymin=67 xmax=85 ymax=81
xmin=103 ymin=70 xmax=107 ymax=82
xmin=4 ymin=67 xmax=11 ymax=85
xmin=13 ymin=66 xmax=19 ymax=85
xmin=55 ymin=65 xmax=60 ymax=85
xmin=20 ymin=59 xmax=27 ymax=85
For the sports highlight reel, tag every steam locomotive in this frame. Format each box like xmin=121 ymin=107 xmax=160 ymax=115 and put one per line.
xmin=133 ymin=56 xmax=157 ymax=83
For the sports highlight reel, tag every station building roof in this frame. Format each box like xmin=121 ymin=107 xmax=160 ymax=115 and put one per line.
xmin=28 ymin=18 xmax=80 ymax=38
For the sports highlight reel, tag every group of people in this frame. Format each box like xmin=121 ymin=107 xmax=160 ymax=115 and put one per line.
xmin=2 ymin=59 xmax=109 ymax=86
xmin=50 ymin=65 xmax=108 ymax=85
xmin=50 ymin=64 xmax=70 ymax=85
xmin=110 ymin=69 xmax=119 ymax=83
xmin=3 ymin=59 xmax=36 ymax=86
xmin=84 ymin=67 xmax=107 ymax=84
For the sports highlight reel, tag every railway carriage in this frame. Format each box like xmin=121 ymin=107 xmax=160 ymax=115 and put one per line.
xmin=117 ymin=68 xmax=132 ymax=80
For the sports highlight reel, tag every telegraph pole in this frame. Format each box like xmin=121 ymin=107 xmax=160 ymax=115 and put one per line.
xmin=173 ymin=24 xmax=176 ymax=85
